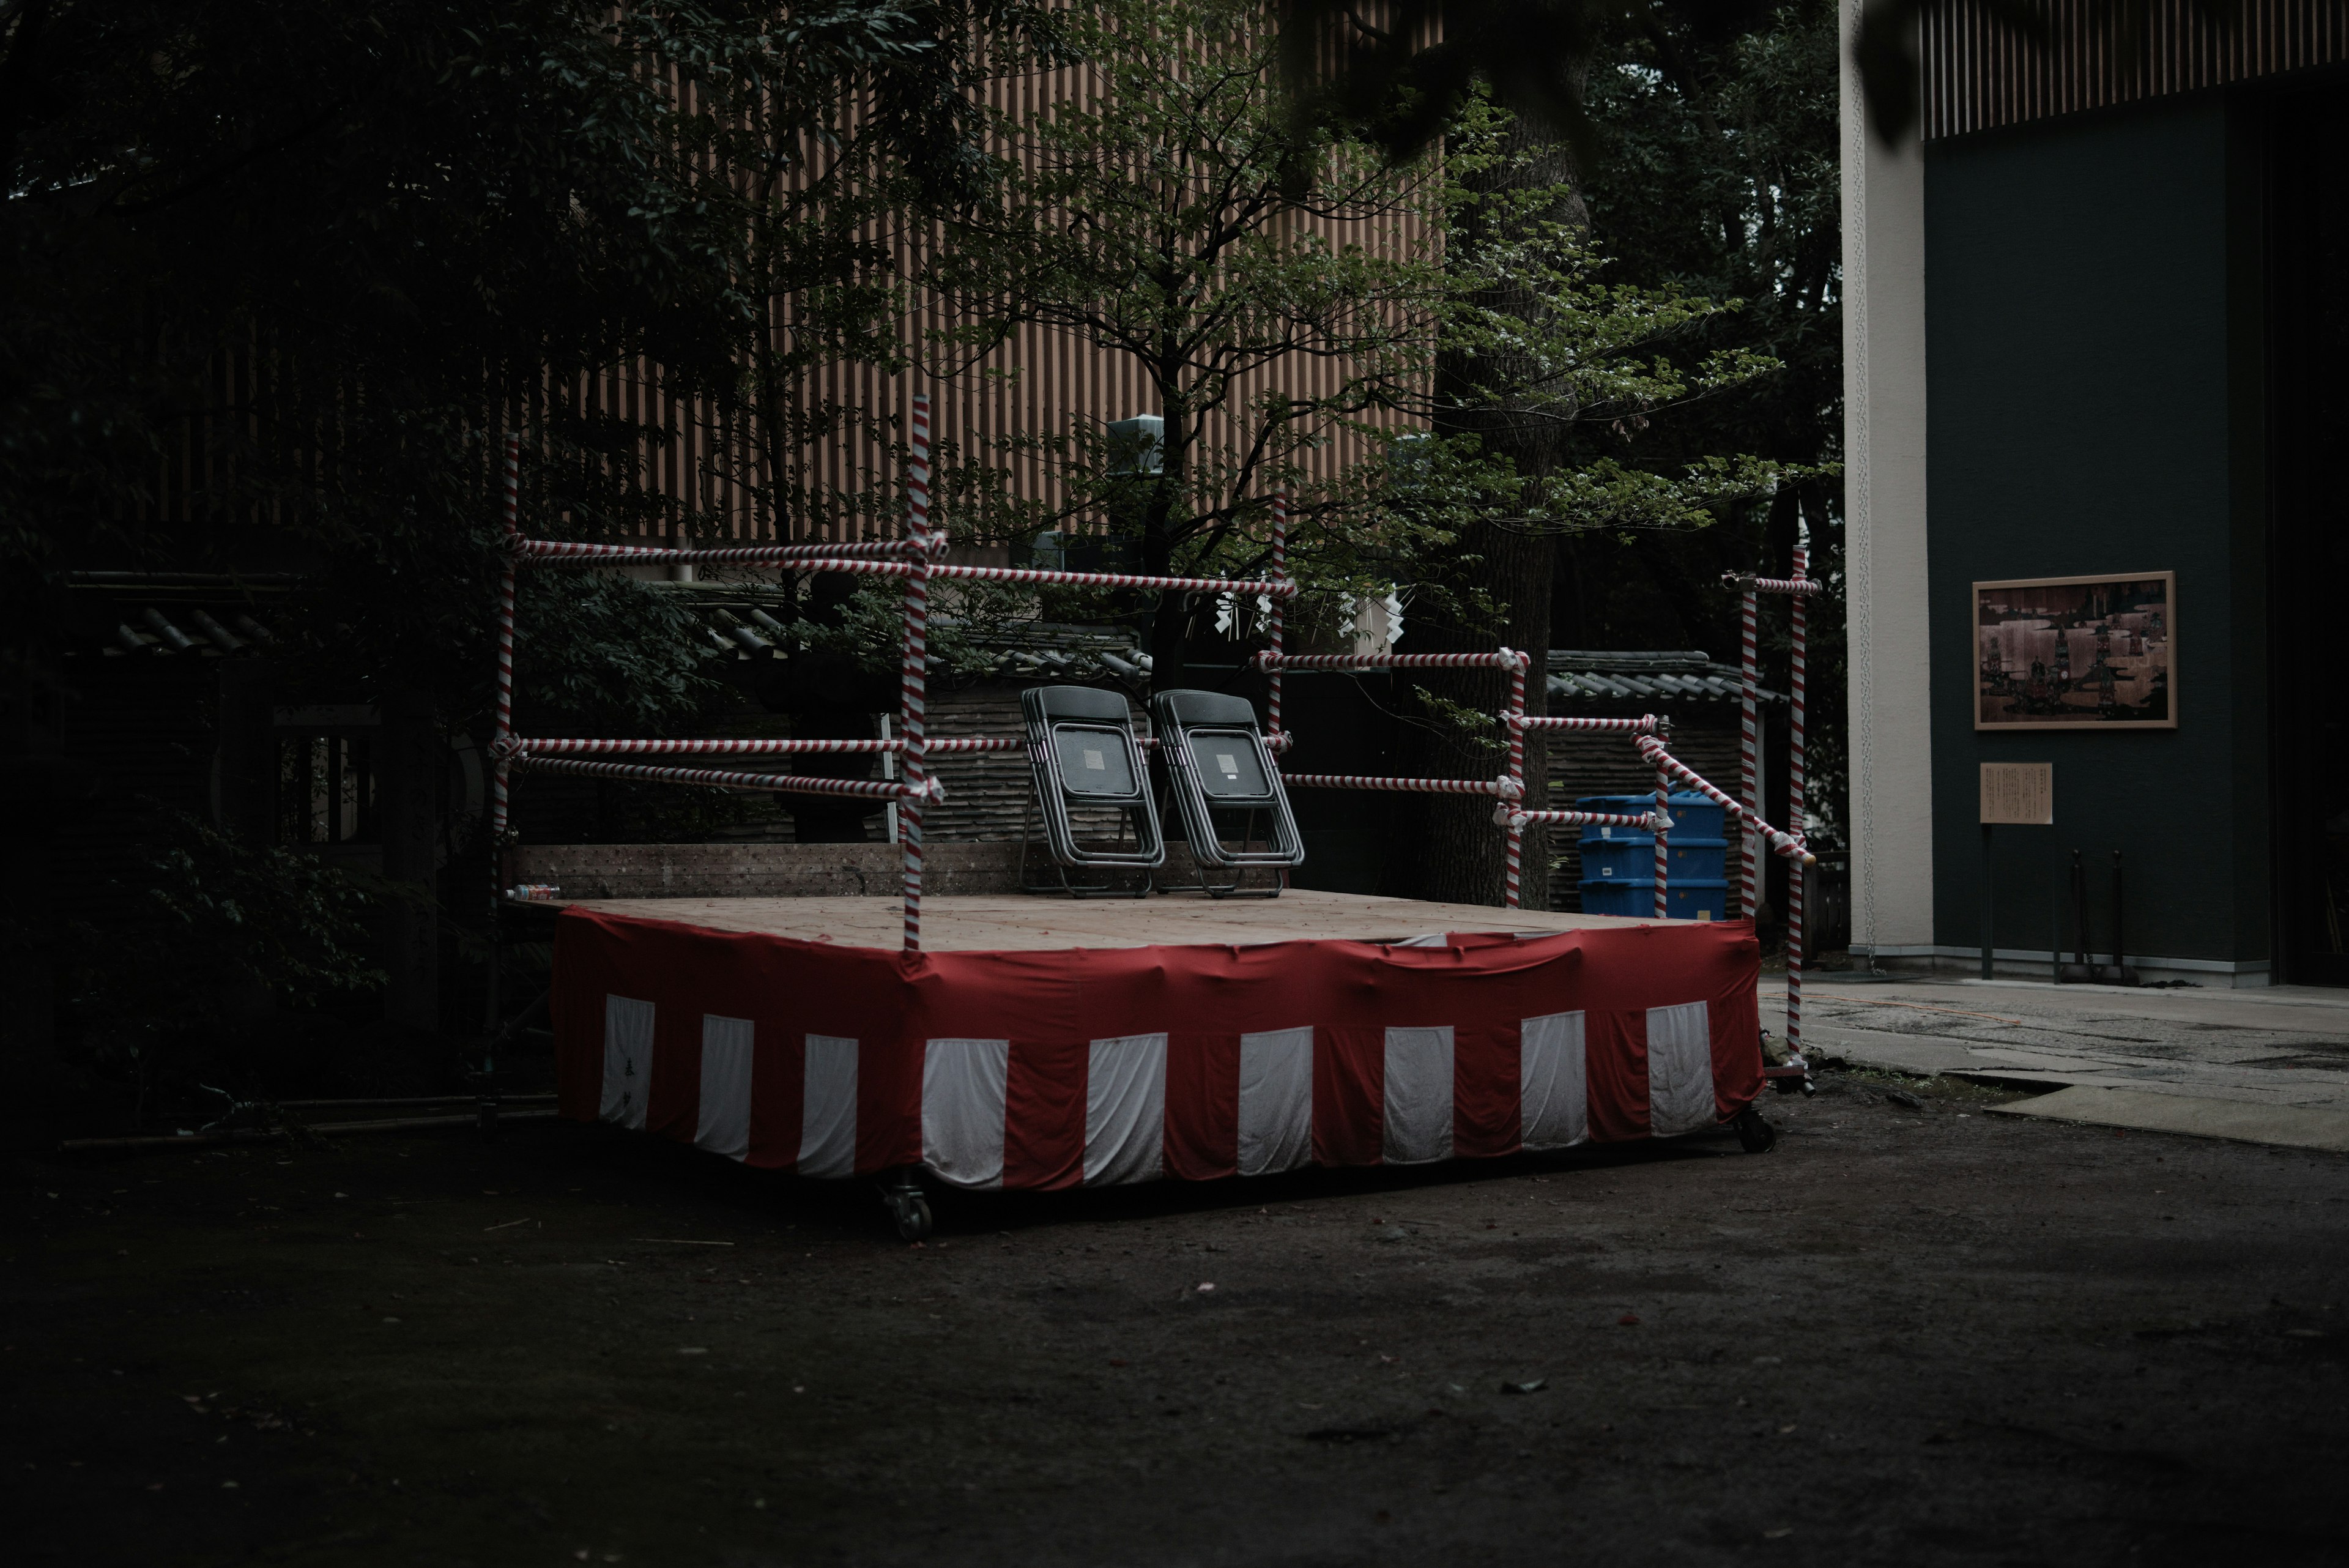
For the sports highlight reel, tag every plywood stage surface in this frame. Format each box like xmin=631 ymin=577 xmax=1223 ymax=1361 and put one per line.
xmin=565 ymin=888 xmax=1675 ymax=953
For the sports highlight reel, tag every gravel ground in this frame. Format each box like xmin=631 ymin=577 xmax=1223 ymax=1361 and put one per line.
xmin=7 ymin=1071 xmax=2348 ymax=1567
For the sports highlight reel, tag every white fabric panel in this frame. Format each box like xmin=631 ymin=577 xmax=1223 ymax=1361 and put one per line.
xmin=695 ymin=1014 xmax=754 ymax=1160
xmin=1646 ymin=1001 xmax=1716 ymax=1137
xmin=601 ymin=995 xmax=655 ymax=1130
xmin=1237 ymin=1026 xmax=1314 ymax=1176
xmin=798 ymin=1034 xmax=859 ymax=1178
xmin=1381 ymin=1027 xmax=1455 ymax=1165
xmin=922 ymin=1038 xmax=1011 ymax=1189
xmin=1519 ymin=1010 xmax=1589 ymax=1150
xmin=1085 ymin=1033 xmax=1168 ymax=1186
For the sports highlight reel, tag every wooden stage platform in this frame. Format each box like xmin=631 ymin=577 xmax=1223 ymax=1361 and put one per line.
xmin=549 ymin=891 xmax=1760 ymax=1205
xmin=562 ymin=888 xmax=1671 ymax=953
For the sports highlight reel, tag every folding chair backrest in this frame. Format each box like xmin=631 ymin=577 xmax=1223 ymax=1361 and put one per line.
xmin=1019 ymin=685 xmax=1163 ymax=868
xmin=1151 ymin=689 xmax=1304 ymax=869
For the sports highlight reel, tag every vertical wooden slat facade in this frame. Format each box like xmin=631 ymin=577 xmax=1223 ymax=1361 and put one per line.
xmin=138 ymin=18 xmax=1436 ymax=550
xmin=1921 ymin=0 xmax=2349 ymax=141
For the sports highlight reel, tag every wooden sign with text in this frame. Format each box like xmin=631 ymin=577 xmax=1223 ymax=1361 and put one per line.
xmin=1980 ymin=762 xmax=2054 ymax=825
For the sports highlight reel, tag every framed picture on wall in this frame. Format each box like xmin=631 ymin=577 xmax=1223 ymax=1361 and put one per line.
xmin=1973 ymin=571 xmax=2175 ymax=730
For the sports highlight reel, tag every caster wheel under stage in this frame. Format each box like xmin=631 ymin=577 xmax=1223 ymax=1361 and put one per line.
xmin=879 ymin=1171 xmax=933 ymax=1241
xmin=1734 ymin=1107 xmax=1778 ymax=1154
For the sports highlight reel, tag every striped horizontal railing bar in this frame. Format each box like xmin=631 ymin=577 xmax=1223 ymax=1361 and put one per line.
xmin=1510 ymin=715 xmax=1663 ymax=734
xmin=519 ymin=538 xmax=1297 ymax=599
xmin=929 ymin=562 xmax=1296 ymax=596
xmin=514 ymin=539 xmax=929 ymax=567
xmin=1255 ymin=650 xmax=1526 ymax=671
xmin=505 ymin=736 xmax=1023 ymax=759
xmin=1494 ymin=808 xmax=1664 ymax=831
xmin=1634 ymin=737 xmax=1813 ymax=865
xmin=515 ymin=754 xmax=944 ymax=801
xmin=1281 ymin=772 xmax=1522 ymax=798
xmin=1720 ymin=573 xmax=1823 ymax=596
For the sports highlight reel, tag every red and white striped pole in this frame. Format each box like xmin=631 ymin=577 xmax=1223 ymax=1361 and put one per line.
xmin=899 ymin=393 xmax=935 ymax=954
xmin=1787 ymin=532 xmax=1811 ymax=1054
xmin=1267 ymin=493 xmax=1289 ymax=752
xmin=484 ymin=430 xmax=522 ymax=1054
xmin=1652 ymin=716 xmax=1671 ymax=920
xmin=1737 ymin=584 xmax=1759 ymax=921
xmin=489 ymin=433 xmax=521 ymax=846
xmin=1503 ymin=648 xmax=1527 ymax=910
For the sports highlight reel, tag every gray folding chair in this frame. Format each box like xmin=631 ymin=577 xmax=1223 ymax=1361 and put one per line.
xmin=1149 ymin=689 xmax=1303 ymax=898
xmin=1018 ymin=685 xmax=1163 ymax=897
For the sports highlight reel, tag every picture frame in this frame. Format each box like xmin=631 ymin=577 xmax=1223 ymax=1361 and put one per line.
xmin=1973 ymin=571 xmax=2175 ymax=731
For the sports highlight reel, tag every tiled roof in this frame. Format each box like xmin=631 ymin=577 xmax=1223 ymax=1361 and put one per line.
xmin=1547 ymin=649 xmax=1784 ymax=705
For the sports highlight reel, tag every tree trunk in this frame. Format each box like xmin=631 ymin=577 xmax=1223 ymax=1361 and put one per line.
xmin=1393 ymin=109 xmax=1587 ymax=909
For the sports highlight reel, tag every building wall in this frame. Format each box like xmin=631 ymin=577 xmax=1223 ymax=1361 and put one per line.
xmin=1920 ymin=92 xmax=2271 ymax=979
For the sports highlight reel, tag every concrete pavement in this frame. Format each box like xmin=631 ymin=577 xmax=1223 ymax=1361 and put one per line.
xmin=1762 ymin=974 xmax=2349 ymax=1151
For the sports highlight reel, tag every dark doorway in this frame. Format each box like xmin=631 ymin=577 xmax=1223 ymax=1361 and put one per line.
xmin=2271 ymin=81 xmax=2349 ymax=984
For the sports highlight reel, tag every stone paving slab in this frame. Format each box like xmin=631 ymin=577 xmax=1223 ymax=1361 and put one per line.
xmin=1986 ymin=1083 xmax=2349 ymax=1154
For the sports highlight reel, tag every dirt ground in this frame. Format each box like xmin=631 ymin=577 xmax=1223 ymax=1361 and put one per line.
xmin=7 ymin=1072 xmax=2348 ymax=1567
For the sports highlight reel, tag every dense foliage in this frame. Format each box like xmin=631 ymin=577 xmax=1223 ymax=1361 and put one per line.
xmin=1571 ymin=0 xmax=1846 ymax=845
xmin=0 ymin=0 xmax=1054 ymax=713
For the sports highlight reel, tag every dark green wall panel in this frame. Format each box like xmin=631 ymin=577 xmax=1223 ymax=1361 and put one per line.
xmin=1924 ymin=94 xmax=2268 ymax=964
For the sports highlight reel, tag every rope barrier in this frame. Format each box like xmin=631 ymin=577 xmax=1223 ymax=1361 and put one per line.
xmin=517 ymin=754 xmax=944 ymax=801
xmin=1723 ymin=574 xmax=1823 ymax=596
xmin=510 ymin=538 xmax=924 ymax=566
xmin=1636 ymin=737 xmax=1812 ymax=865
xmin=488 ymin=389 xmax=1814 ymax=1026
xmin=1496 ymin=807 xmax=1663 ymax=832
xmin=504 ymin=735 xmax=1020 ymax=759
xmin=1282 ymin=772 xmax=1522 ymax=798
xmin=517 ymin=538 xmax=1296 ymax=600
xmin=1512 ymin=714 xmax=1663 ymax=734
xmin=1255 ymin=650 xmax=1522 ymax=671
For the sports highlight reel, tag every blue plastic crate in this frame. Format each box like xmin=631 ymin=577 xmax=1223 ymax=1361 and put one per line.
xmin=1578 ymin=877 xmax=1732 ymax=922
xmin=1581 ymin=838 xmax=1727 ymax=884
xmin=1575 ymin=791 xmax=1726 ymax=847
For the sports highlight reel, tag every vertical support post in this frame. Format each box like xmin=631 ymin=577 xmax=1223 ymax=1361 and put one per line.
xmin=1502 ymin=649 xmax=1527 ymax=911
xmin=1786 ymin=539 xmax=1809 ymax=1055
xmin=1266 ymin=492 xmax=1288 ymax=752
xmin=489 ymin=433 xmax=521 ymax=847
xmin=898 ymin=393 xmax=935 ymax=954
xmin=1652 ymin=716 xmax=1671 ymax=920
xmin=1981 ymin=823 xmax=1996 ymax=979
xmin=1738 ymin=585 xmax=1760 ymax=921
xmin=484 ymin=433 xmax=521 ymax=1072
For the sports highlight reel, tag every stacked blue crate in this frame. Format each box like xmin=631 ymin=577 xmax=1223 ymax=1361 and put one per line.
xmin=1574 ymin=792 xmax=1731 ymax=921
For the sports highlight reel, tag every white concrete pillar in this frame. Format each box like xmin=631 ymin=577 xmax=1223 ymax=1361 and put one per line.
xmin=1841 ymin=0 xmax=1936 ymax=961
